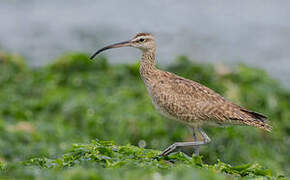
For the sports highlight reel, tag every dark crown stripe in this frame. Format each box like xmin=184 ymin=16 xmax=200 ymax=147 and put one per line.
xmin=134 ymin=32 xmax=152 ymax=38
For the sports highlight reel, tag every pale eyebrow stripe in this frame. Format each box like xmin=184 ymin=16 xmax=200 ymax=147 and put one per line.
xmin=132 ymin=36 xmax=154 ymax=41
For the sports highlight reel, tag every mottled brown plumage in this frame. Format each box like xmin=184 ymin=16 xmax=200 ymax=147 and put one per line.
xmin=137 ymin=34 xmax=271 ymax=132
xmin=90 ymin=32 xmax=272 ymax=156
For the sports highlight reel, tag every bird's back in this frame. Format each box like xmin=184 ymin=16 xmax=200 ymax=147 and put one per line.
xmin=144 ymin=70 xmax=272 ymax=131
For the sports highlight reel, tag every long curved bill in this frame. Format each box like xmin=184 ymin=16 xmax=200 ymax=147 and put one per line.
xmin=90 ymin=40 xmax=131 ymax=60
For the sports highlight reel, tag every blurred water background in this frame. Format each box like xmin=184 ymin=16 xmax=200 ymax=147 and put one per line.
xmin=0 ymin=0 xmax=289 ymax=84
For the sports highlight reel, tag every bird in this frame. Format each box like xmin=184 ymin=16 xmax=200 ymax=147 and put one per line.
xmin=90 ymin=32 xmax=272 ymax=156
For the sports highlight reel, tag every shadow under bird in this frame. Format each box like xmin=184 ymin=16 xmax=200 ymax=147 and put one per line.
xmin=90 ymin=33 xmax=272 ymax=156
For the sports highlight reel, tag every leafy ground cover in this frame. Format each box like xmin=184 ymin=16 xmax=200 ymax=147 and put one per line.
xmin=2 ymin=140 xmax=280 ymax=179
xmin=0 ymin=52 xmax=289 ymax=179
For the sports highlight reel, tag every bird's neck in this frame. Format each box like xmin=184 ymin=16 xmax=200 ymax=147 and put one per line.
xmin=140 ymin=49 xmax=158 ymax=82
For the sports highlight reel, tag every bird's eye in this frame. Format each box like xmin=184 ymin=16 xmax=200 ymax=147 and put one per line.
xmin=139 ymin=38 xmax=145 ymax=42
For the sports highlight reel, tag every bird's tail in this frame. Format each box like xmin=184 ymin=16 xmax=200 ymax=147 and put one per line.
xmin=240 ymin=109 xmax=272 ymax=132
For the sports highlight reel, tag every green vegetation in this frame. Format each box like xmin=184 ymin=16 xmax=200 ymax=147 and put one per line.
xmin=0 ymin=52 xmax=289 ymax=179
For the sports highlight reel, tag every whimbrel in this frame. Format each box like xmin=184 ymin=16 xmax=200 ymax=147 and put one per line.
xmin=90 ymin=33 xmax=272 ymax=156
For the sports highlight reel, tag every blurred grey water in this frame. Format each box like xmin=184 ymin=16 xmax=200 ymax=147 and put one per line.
xmin=0 ymin=0 xmax=290 ymax=84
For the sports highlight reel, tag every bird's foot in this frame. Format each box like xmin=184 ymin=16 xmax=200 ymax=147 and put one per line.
xmin=160 ymin=143 xmax=178 ymax=156
xmin=160 ymin=141 xmax=205 ymax=157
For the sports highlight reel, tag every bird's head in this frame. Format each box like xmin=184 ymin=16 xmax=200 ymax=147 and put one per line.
xmin=90 ymin=32 xmax=156 ymax=60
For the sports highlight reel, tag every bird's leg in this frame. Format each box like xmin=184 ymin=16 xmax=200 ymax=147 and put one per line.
xmin=193 ymin=127 xmax=200 ymax=156
xmin=198 ymin=128 xmax=211 ymax=143
xmin=160 ymin=128 xmax=211 ymax=157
